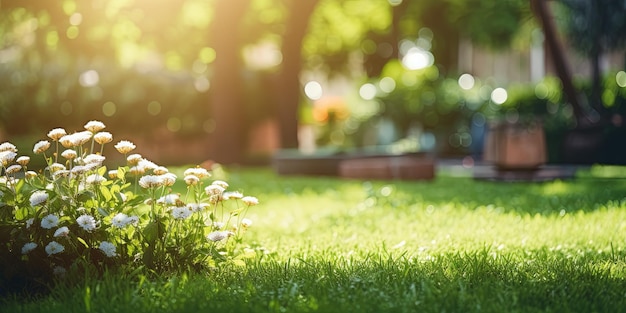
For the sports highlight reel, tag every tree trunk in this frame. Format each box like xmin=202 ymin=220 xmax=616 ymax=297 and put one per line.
xmin=275 ymin=0 xmax=319 ymax=149
xmin=208 ymin=0 xmax=251 ymax=164
xmin=530 ymin=0 xmax=592 ymax=126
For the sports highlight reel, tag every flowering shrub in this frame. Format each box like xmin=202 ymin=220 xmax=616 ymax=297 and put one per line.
xmin=0 ymin=121 xmax=259 ymax=290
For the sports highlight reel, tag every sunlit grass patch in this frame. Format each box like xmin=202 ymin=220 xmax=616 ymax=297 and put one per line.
xmin=3 ymin=167 xmax=626 ymax=312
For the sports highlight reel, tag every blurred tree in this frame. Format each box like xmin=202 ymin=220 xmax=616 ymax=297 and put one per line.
xmin=558 ymin=0 xmax=626 ymax=119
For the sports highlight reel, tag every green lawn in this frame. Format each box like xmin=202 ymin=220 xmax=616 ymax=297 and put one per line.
xmin=4 ymin=166 xmax=626 ymax=313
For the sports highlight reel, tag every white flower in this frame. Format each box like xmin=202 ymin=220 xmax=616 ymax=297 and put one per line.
xmin=41 ymin=214 xmax=60 ymax=229
xmin=184 ymin=175 xmax=200 ymax=185
xmin=107 ymin=170 xmax=118 ymax=179
xmin=184 ymin=167 xmax=210 ymax=179
xmin=25 ymin=171 xmax=37 ymax=179
xmin=111 ymin=213 xmax=128 ymax=228
xmin=139 ymin=175 xmax=163 ymax=188
xmin=33 ymin=140 xmax=51 ymax=154
xmin=138 ymin=159 xmax=158 ymax=172
xmin=25 ymin=218 xmax=34 ymax=228
xmin=93 ymin=131 xmax=113 ymax=144
xmin=205 ymin=184 xmax=225 ymax=196
xmin=76 ymin=214 xmax=97 ymax=232
xmin=21 ymin=242 xmax=37 ymax=254
xmin=153 ymin=166 xmax=169 ymax=175
xmin=61 ymin=149 xmax=77 ymax=159
xmin=114 ymin=140 xmax=136 ymax=154
xmin=223 ymin=191 xmax=243 ymax=200
xmin=98 ymin=241 xmax=117 ymax=257
xmin=157 ymin=194 xmax=179 ymax=205
xmin=45 ymin=241 xmax=65 ymax=255
xmin=126 ymin=153 xmax=142 ymax=165
xmin=47 ymin=163 xmax=67 ymax=173
xmin=54 ymin=226 xmax=70 ymax=237
xmin=129 ymin=166 xmax=145 ymax=176
xmin=0 ymin=150 xmax=17 ymax=166
xmin=171 ymin=206 xmax=192 ymax=220
xmin=47 ymin=128 xmax=67 ymax=141
xmin=0 ymin=142 xmax=17 ymax=152
xmin=5 ymin=164 xmax=21 ymax=174
xmin=124 ymin=215 xmax=139 ymax=226
xmin=86 ymin=174 xmax=106 ymax=185
xmin=16 ymin=156 xmax=30 ymax=166
xmin=159 ymin=173 xmax=177 ymax=187
xmin=70 ymin=165 xmax=89 ymax=176
xmin=207 ymin=231 xmax=233 ymax=242
xmin=30 ymin=190 xmax=49 ymax=206
xmin=83 ymin=154 xmax=106 ymax=165
xmin=241 ymin=218 xmax=253 ymax=228
xmin=212 ymin=221 xmax=225 ymax=230
xmin=187 ymin=202 xmax=209 ymax=212
xmin=84 ymin=120 xmax=106 ymax=133
xmin=52 ymin=169 xmax=70 ymax=179
xmin=212 ymin=180 xmax=229 ymax=189
xmin=242 ymin=196 xmax=259 ymax=206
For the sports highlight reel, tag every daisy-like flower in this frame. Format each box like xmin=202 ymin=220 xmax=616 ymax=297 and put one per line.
xmin=187 ymin=202 xmax=209 ymax=213
xmin=61 ymin=149 xmax=77 ymax=160
xmin=153 ymin=166 xmax=169 ymax=175
xmin=111 ymin=213 xmax=129 ymax=228
xmin=129 ymin=166 xmax=145 ymax=176
xmin=76 ymin=214 xmax=97 ymax=232
xmin=183 ymin=167 xmax=210 ymax=179
xmin=114 ymin=140 xmax=136 ymax=154
xmin=0 ymin=150 xmax=17 ymax=166
xmin=70 ymin=165 xmax=89 ymax=176
xmin=99 ymin=241 xmax=117 ymax=257
xmin=139 ymin=175 xmax=163 ymax=188
xmin=241 ymin=218 xmax=253 ymax=228
xmin=41 ymin=214 xmax=60 ymax=229
xmin=223 ymin=191 xmax=243 ymax=200
xmin=5 ymin=164 xmax=21 ymax=175
xmin=84 ymin=120 xmax=106 ymax=133
xmin=157 ymin=194 xmax=180 ymax=206
xmin=0 ymin=142 xmax=17 ymax=152
xmin=47 ymin=163 xmax=66 ymax=173
xmin=171 ymin=206 xmax=192 ymax=220
xmin=30 ymin=190 xmax=49 ymax=206
xmin=207 ymin=231 xmax=233 ymax=242
xmin=85 ymin=174 xmax=106 ymax=185
xmin=108 ymin=170 xmax=118 ymax=179
xmin=75 ymin=131 xmax=93 ymax=146
xmin=83 ymin=154 xmax=106 ymax=165
xmin=52 ymin=169 xmax=70 ymax=179
xmin=33 ymin=140 xmax=51 ymax=154
xmin=126 ymin=153 xmax=142 ymax=165
xmin=21 ymin=242 xmax=37 ymax=254
xmin=124 ymin=215 xmax=139 ymax=226
xmin=138 ymin=159 xmax=158 ymax=172
xmin=184 ymin=175 xmax=200 ymax=185
xmin=45 ymin=241 xmax=65 ymax=255
xmin=93 ymin=131 xmax=113 ymax=144
xmin=242 ymin=196 xmax=259 ymax=206
xmin=25 ymin=170 xmax=38 ymax=179
xmin=212 ymin=180 xmax=229 ymax=189
xmin=16 ymin=156 xmax=30 ymax=166
xmin=54 ymin=226 xmax=70 ymax=237
xmin=159 ymin=173 xmax=177 ymax=187
xmin=212 ymin=221 xmax=225 ymax=230
xmin=205 ymin=184 xmax=225 ymax=196
xmin=47 ymin=128 xmax=67 ymax=141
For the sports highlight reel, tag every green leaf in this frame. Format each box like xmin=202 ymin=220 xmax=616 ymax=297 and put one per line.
xmin=100 ymin=185 xmax=112 ymax=202
xmin=77 ymin=237 xmax=89 ymax=248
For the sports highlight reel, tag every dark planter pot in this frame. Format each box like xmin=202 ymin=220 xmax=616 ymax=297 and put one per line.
xmin=483 ymin=120 xmax=547 ymax=170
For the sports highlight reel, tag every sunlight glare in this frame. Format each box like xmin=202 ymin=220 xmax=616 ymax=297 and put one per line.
xmin=458 ymin=73 xmax=475 ymax=90
xmin=491 ymin=88 xmax=508 ymax=105
xmin=79 ymin=70 xmax=99 ymax=87
xmin=304 ymin=81 xmax=323 ymax=100
xmin=359 ymin=83 xmax=377 ymax=100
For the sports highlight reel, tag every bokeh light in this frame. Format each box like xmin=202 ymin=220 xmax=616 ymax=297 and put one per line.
xmin=304 ymin=81 xmax=323 ymax=100
xmin=458 ymin=73 xmax=475 ymax=90
xmin=491 ymin=87 xmax=508 ymax=104
xmin=359 ymin=83 xmax=377 ymax=100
